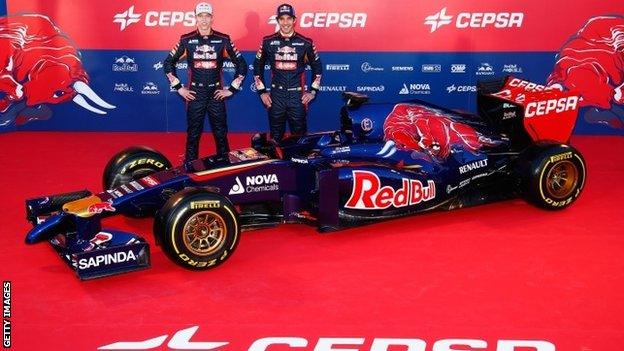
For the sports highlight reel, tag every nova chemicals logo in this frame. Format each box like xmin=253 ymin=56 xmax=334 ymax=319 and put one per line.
xmin=424 ymin=7 xmax=524 ymax=33
xmin=399 ymin=83 xmax=431 ymax=95
xmin=229 ymin=174 xmax=279 ymax=195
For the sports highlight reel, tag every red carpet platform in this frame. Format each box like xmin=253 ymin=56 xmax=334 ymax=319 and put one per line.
xmin=0 ymin=132 xmax=623 ymax=350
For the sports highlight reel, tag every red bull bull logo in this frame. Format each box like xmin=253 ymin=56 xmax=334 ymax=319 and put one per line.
xmin=0 ymin=14 xmax=115 ymax=127
xmin=87 ymin=201 xmax=116 ymax=215
xmin=383 ymin=103 xmax=499 ymax=159
xmin=548 ymin=15 xmax=624 ymax=129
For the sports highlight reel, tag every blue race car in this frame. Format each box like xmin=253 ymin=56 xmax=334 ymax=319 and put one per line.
xmin=25 ymin=76 xmax=587 ymax=279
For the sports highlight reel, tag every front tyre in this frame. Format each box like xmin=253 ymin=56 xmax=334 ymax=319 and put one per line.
xmin=154 ymin=188 xmax=240 ymax=270
xmin=103 ymin=146 xmax=171 ymax=190
xmin=523 ymin=144 xmax=586 ymax=210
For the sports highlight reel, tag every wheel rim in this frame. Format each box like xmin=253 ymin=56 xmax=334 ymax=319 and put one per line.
xmin=545 ymin=160 xmax=578 ymax=199
xmin=182 ymin=211 xmax=227 ymax=256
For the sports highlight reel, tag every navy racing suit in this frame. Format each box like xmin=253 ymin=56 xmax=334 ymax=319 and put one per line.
xmin=253 ymin=31 xmax=322 ymax=142
xmin=164 ymin=29 xmax=247 ymax=160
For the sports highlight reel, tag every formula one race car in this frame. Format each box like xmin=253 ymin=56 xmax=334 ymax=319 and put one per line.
xmin=25 ymin=76 xmax=587 ymax=279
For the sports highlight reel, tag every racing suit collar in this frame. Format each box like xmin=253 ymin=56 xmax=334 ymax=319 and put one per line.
xmin=278 ymin=30 xmax=295 ymax=39
xmin=197 ymin=28 xmax=213 ymax=37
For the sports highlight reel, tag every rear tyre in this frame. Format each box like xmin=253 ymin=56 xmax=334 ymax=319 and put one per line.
xmin=154 ymin=188 xmax=240 ymax=270
xmin=103 ymin=146 xmax=171 ymax=190
xmin=520 ymin=144 xmax=586 ymax=210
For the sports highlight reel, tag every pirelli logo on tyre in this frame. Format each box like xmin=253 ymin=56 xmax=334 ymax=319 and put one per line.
xmin=190 ymin=200 xmax=221 ymax=209
xmin=121 ymin=158 xmax=166 ymax=173
xmin=549 ymin=152 xmax=572 ymax=163
xmin=177 ymin=250 xmax=230 ymax=268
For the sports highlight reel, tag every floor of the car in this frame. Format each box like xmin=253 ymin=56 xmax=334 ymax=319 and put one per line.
xmin=3 ymin=132 xmax=623 ymax=350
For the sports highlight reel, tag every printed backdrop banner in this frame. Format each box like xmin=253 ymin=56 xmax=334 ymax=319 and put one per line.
xmin=2 ymin=0 xmax=623 ymax=134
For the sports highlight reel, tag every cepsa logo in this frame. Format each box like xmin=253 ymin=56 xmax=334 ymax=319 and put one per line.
xmin=268 ymin=12 xmax=367 ymax=30
xmin=424 ymin=7 xmax=523 ymax=33
xmin=99 ymin=325 xmax=557 ymax=350
xmin=114 ymin=5 xmax=196 ymax=31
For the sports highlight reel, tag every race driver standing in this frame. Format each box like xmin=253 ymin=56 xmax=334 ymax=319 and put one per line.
xmin=253 ymin=3 xmax=322 ymax=142
xmin=164 ymin=2 xmax=247 ymax=162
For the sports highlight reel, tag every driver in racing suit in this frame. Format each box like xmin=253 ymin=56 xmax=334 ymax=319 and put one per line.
xmin=164 ymin=2 xmax=247 ymax=161
xmin=253 ymin=3 xmax=322 ymax=142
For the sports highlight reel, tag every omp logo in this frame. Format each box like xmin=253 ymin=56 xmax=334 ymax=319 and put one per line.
xmin=268 ymin=13 xmax=367 ymax=31
xmin=451 ymin=64 xmax=466 ymax=73
xmin=99 ymin=326 xmax=557 ymax=350
xmin=114 ymin=6 xmax=196 ymax=31
xmin=229 ymin=174 xmax=279 ymax=195
xmin=424 ymin=7 xmax=524 ymax=33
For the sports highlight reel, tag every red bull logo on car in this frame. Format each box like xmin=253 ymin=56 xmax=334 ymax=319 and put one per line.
xmin=87 ymin=201 xmax=116 ymax=215
xmin=345 ymin=170 xmax=436 ymax=210
xmin=383 ymin=103 xmax=499 ymax=159
xmin=0 ymin=14 xmax=115 ymax=127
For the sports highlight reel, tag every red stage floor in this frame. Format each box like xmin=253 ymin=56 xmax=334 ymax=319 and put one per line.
xmin=0 ymin=132 xmax=623 ymax=350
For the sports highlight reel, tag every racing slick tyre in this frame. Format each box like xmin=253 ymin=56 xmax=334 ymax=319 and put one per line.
xmin=102 ymin=146 xmax=171 ymax=190
xmin=520 ymin=144 xmax=586 ymax=210
xmin=154 ymin=188 xmax=240 ymax=270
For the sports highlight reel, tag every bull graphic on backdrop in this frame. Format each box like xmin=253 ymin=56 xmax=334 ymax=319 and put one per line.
xmin=548 ymin=15 xmax=624 ymax=130
xmin=0 ymin=14 xmax=115 ymax=127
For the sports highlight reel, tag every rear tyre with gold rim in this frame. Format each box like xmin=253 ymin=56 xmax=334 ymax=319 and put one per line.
xmin=154 ymin=188 xmax=240 ymax=270
xmin=522 ymin=144 xmax=586 ymax=210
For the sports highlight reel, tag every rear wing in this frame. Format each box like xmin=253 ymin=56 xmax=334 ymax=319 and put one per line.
xmin=477 ymin=76 xmax=580 ymax=147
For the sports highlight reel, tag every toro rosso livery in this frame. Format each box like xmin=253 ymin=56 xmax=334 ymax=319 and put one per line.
xmin=25 ymin=76 xmax=587 ymax=279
